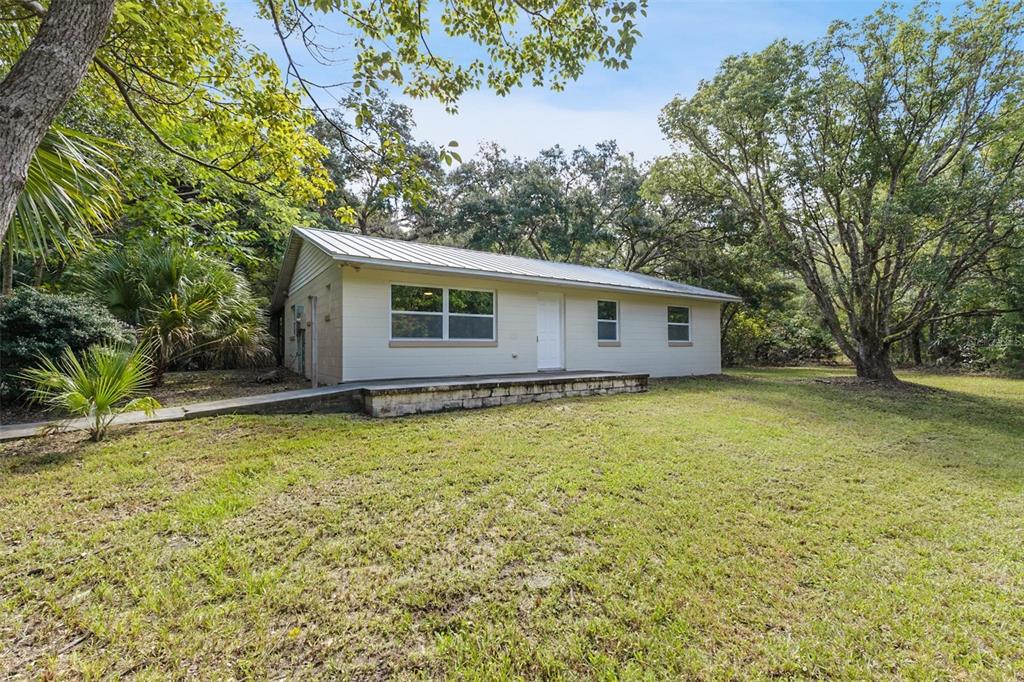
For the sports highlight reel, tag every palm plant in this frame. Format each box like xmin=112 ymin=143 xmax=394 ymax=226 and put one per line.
xmin=69 ymin=240 xmax=272 ymax=378
xmin=3 ymin=125 xmax=120 ymax=293
xmin=20 ymin=342 xmax=161 ymax=442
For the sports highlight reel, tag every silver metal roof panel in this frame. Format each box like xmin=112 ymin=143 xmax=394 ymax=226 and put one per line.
xmin=272 ymin=228 xmax=740 ymax=311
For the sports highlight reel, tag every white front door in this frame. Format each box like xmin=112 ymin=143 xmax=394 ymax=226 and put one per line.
xmin=536 ymin=293 xmax=563 ymax=370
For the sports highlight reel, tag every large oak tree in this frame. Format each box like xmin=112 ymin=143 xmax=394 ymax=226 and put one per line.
xmin=660 ymin=1 xmax=1024 ymax=382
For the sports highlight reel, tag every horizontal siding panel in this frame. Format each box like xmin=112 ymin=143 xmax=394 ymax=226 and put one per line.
xmin=290 ymin=241 xmax=333 ymax=293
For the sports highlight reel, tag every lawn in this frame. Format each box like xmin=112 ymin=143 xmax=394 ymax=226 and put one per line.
xmin=1 ymin=368 xmax=1022 ymax=679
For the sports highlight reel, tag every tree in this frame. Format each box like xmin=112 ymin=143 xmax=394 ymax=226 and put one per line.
xmin=0 ymin=0 xmax=116 ymax=253
xmin=1 ymin=0 xmax=648 ymax=248
xmin=660 ymin=1 xmax=1024 ymax=382
xmin=2 ymin=124 xmax=119 ymax=294
xmin=431 ymin=141 xmax=708 ymax=268
xmin=312 ymin=96 xmax=444 ymax=235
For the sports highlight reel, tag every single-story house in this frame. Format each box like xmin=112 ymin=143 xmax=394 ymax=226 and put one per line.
xmin=270 ymin=228 xmax=740 ymax=386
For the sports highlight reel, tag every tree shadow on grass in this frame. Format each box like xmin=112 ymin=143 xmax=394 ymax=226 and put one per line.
xmin=0 ymin=425 xmax=146 ymax=477
xmin=695 ymin=373 xmax=1023 ymax=482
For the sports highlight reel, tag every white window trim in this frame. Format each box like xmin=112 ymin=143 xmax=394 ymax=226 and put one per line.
xmin=667 ymin=305 xmax=692 ymax=346
xmin=389 ymin=283 xmax=496 ymax=343
xmin=597 ymin=299 xmax=619 ymax=345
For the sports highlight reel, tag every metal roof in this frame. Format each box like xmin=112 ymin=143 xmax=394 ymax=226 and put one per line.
xmin=272 ymin=227 xmax=740 ymax=310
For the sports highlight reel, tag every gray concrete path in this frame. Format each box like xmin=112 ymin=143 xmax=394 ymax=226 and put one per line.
xmin=0 ymin=371 xmax=629 ymax=442
xmin=0 ymin=384 xmax=358 ymax=442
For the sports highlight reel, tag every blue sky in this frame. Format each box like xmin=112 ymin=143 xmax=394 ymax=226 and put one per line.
xmin=225 ymin=1 xmax=959 ymax=162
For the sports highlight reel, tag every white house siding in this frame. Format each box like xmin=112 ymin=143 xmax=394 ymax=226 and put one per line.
xmin=563 ymin=293 xmax=721 ymax=377
xmin=340 ymin=266 xmax=537 ymax=381
xmin=338 ymin=264 xmax=722 ymax=382
xmin=283 ymin=263 xmax=343 ymax=385
xmin=291 ymin=240 xmax=333 ymax=291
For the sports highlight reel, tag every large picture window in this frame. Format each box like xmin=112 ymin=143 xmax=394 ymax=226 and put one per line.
xmin=390 ymin=285 xmax=495 ymax=341
xmin=597 ymin=300 xmax=619 ymax=342
xmin=667 ymin=306 xmax=691 ymax=343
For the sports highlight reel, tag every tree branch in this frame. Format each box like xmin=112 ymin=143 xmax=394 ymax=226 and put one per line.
xmin=92 ymin=57 xmax=277 ymax=196
xmin=11 ymin=0 xmax=45 ymax=18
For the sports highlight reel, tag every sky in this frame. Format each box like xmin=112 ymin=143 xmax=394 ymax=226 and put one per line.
xmin=224 ymin=1 xmax=959 ymax=162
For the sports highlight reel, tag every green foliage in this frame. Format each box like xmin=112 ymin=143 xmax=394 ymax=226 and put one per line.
xmin=724 ymin=308 xmax=836 ymax=366
xmin=276 ymin=0 xmax=648 ymax=110
xmin=20 ymin=342 xmax=160 ymax=441
xmin=431 ymin=141 xmax=706 ymax=269
xmin=8 ymin=125 xmax=120 ymax=262
xmin=658 ymin=0 xmax=1024 ymax=379
xmin=99 ymin=0 xmax=331 ymax=201
xmin=2 ymin=0 xmax=648 ymax=233
xmin=0 ymin=0 xmax=331 ymax=206
xmin=0 ymin=288 xmax=132 ymax=399
xmin=893 ymin=248 xmax=1024 ymax=372
xmin=69 ymin=241 xmax=272 ymax=374
xmin=311 ymin=96 xmax=445 ymax=234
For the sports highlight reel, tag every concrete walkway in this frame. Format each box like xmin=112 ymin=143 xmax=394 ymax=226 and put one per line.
xmin=0 ymin=371 xmax=636 ymax=442
xmin=0 ymin=383 xmax=360 ymax=442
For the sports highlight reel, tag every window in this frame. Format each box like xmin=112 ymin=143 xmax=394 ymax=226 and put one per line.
xmin=668 ymin=306 xmax=690 ymax=343
xmin=597 ymin=300 xmax=618 ymax=342
xmin=391 ymin=285 xmax=443 ymax=338
xmin=448 ymin=288 xmax=495 ymax=339
xmin=390 ymin=285 xmax=495 ymax=341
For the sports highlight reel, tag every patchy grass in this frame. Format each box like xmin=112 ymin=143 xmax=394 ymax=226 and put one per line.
xmin=1 ymin=367 xmax=1022 ymax=679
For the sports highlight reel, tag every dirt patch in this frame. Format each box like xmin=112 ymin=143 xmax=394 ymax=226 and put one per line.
xmin=149 ymin=368 xmax=308 ymax=406
xmin=806 ymin=376 xmax=941 ymax=395
xmin=1 ymin=368 xmax=308 ymax=426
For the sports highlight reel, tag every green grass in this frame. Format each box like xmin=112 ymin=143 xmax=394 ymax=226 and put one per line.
xmin=2 ymin=367 xmax=1022 ymax=679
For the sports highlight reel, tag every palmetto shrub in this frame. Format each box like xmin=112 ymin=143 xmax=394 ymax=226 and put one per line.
xmin=20 ymin=342 xmax=160 ymax=441
xmin=69 ymin=240 xmax=272 ymax=376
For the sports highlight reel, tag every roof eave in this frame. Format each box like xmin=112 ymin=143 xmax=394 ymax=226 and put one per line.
xmin=269 ymin=230 xmax=305 ymax=313
xmin=331 ymin=255 xmax=742 ymax=303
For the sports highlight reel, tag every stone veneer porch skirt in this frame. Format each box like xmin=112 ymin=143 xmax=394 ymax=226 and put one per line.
xmin=357 ymin=371 xmax=649 ymax=417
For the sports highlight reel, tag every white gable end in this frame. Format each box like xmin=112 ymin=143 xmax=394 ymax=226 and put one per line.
xmin=289 ymin=240 xmax=333 ymax=294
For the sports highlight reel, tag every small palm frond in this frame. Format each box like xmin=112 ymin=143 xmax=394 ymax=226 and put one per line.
xmin=9 ymin=125 xmax=121 ymax=261
xmin=19 ymin=342 xmax=159 ymax=441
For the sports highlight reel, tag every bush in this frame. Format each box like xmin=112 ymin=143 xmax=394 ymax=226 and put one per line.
xmin=724 ymin=307 xmax=836 ymax=366
xmin=0 ymin=287 xmax=132 ymax=398
xmin=68 ymin=240 xmax=272 ymax=374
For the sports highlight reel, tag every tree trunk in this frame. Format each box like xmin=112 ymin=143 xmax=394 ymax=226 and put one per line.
xmin=32 ymin=256 xmax=45 ymax=286
xmin=1 ymin=243 xmax=12 ymax=296
xmin=720 ymin=301 xmax=738 ymax=366
xmin=852 ymin=340 xmax=899 ymax=383
xmin=0 ymin=0 xmax=116 ymax=246
xmin=910 ymin=324 xmax=924 ymax=366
